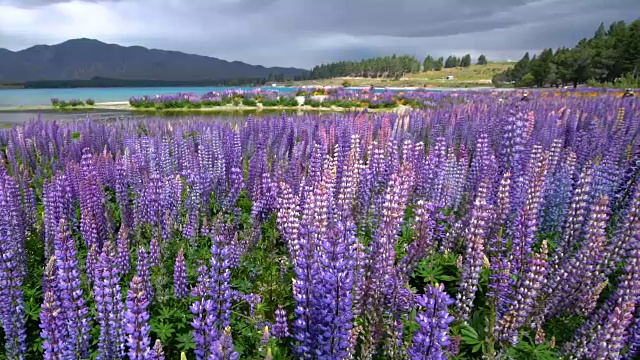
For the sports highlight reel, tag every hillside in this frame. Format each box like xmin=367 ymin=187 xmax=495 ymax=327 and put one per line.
xmin=294 ymin=62 xmax=514 ymax=88
xmin=0 ymin=39 xmax=308 ymax=83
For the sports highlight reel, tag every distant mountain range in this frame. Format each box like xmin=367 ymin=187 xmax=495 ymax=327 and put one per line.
xmin=0 ymin=39 xmax=308 ymax=83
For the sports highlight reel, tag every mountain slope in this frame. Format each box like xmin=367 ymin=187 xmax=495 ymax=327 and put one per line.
xmin=0 ymin=39 xmax=307 ymax=82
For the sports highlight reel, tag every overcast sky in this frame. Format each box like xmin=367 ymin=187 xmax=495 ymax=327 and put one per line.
xmin=0 ymin=0 xmax=638 ymax=69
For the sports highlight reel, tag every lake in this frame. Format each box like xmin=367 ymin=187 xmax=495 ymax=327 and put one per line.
xmin=0 ymin=86 xmax=302 ymax=107
xmin=0 ymin=86 xmax=448 ymax=107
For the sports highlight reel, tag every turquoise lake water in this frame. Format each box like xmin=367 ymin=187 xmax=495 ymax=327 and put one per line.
xmin=0 ymin=86 xmax=447 ymax=107
xmin=0 ymin=86 xmax=300 ymax=107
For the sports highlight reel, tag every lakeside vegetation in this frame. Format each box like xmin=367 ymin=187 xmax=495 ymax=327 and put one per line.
xmin=494 ymin=19 xmax=640 ymax=88
xmin=126 ymin=88 xmax=445 ymax=111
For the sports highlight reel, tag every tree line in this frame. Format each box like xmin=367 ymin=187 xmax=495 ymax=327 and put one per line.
xmin=493 ymin=19 xmax=640 ymax=88
xmin=309 ymin=55 xmax=422 ymax=79
xmin=309 ymin=53 xmax=489 ymax=80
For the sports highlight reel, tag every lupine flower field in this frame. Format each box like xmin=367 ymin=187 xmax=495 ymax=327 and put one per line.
xmin=0 ymin=91 xmax=639 ymax=359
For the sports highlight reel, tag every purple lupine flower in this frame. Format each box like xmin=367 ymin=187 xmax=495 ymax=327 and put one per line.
xmin=261 ymin=326 xmax=271 ymax=344
xmin=94 ymin=241 xmax=126 ymax=359
xmin=151 ymin=339 xmax=164 ymax=360
xmin=40 ymin=257 xmax=65 ymax=360
xmin=273 ymin=306 xmax=289 ymax=339
xmin=508 ymin=145 xmax=547 ymax=279
xmin=627 ymin=311 xmax=640 ymax=360
xmin=0 ymin=172 xmax=27 ymax=359
xmin=586 ymin=302 xmax=635 ymax=359
xmin=495 ymin=240 xmax=549 ymax=344
xmin=408 ymin=283 xmax=455 ymax=360
xmin=401 ymin=200 xmax=436 ymax=277
xmin=86 ymin=244 xmax=99 ymax=285
xmin=124 ymin=275 xmax=152 ymax=360
xmin=137 ymin=247 xmax=154 ymax=301
xmin=210 ymin=327 xmax=239 ymax=360
xmin=225 ymin=167 xmax=244 ymax=211
xmin=276 ymin=181 xmax=301 ymax=259
xmin=292 ymin=171 xmax=329 ymax=357
xmin=190 ymin=283 xmax=210 ymax=360
xmin=190 ymin=234 xmax=234 ymax=360
xmin=544 ymin=196 xmax=610 ymax=318
xmin=566 ymin=182 xmax=640 ymax=358
xmin=149 ymin=238 xmax=160 ymax=268
xmin=455 ymin=178 xmax=492 ymax=322
xmin=116 ymin=225 xmax=131 ymax=275
xmin=174 ymin=248 xmax=188 ymax=299
xmin=205 ymin=234 xmax=234 ymax=336
xmin=557 ymin=164 xmax=594 ymax=259
xmin=80 ymin=207 xmax=100 ymax=255
xmin=314 ymin=219 xmax=355 ymax=359
xmin=53 ymin=219 xmax=91 ymax=358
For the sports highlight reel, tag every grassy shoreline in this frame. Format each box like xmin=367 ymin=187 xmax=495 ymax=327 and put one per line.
xmin=0 ymin=103 xmax=415 ymax=113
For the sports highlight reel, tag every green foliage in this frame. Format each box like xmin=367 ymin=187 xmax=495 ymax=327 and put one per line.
xmin=277 ymin=98 xmax=299 ymax=107
xmin=309 ymin=54 xmax=422 ymax=79
xmin=506 ymin=336 xmax=559 ymax=360
xmin=477 ymin=55 xmax=488 ymax=65
xmin=461 ymin=54 xmax=472 ymax=67
xmin=242 ymin=99 xmax=258 ymax=107
xmin=495 ymin=19 xmax=640 ymax=87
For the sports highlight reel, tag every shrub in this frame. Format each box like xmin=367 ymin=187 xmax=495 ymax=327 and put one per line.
xmin=278 ymin=98 xmax=299 ymax=107
xmin=85 ymin=98 xmax=95 ymax=106
xmin=242 ymin=99 xmax=258 ymax=107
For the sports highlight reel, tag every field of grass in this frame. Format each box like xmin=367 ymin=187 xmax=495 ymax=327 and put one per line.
xmin=293 ymin=62 xmax=514 ymax=88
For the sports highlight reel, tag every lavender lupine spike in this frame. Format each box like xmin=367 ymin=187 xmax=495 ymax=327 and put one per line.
xmin=40 ymin=257 xmax=65 ymax=360
xmin=137 ymin=247 xmax=154 ymax=301
xmin=362 ymin=161 xmax=414 ymax=357
xmin=273 ymin=306 xmax=289 ymax=339
xmin=544 ymin=196 xmax=610 ymax=318
xmin=94 ymin=241 xmax=126 ymax=359
xmin=149 ymin=238 xmax=160 ymax=268
xmin=150 ymin=339 xmax=165 ymax=360
xmin=400 ymin=200 xmax=436 ymax=277
xmin=206 ymin=234 xmax=234 ymax=334
xmin=455 ymin=178 xmax=492 ymax=322
xmin=567 ymin=182 xmax=640 ymax=357
xmin=408 ymin=283 xmax=455 ymax=360
xmin=627 ymin=312 xmax=640 ymax=360
xmin=0 ymin=172 xmax=27 ymax=359
xmin=116 ymin=225 xmax=131 ymax=275
xmin=53 ymin=219 xmax=91 ymax=358
xmin=174 ymin=248 xmax=188 ymax=299
xmin=191 ymin=280 xmax=210 ymax=360
xmin=314 ymin=220 xmax=355 ymax=359
xmin=495 ymin=240 xmax=549 ymax=344
xmin=276 ymin=181 xmax=301 ymax=260
xmin=210 ymin=326 xmax=239 ymax=360
xmin=508 ymin=145 xmax=547 ymax=278
xmin=585 ymin=302 xmax=635 ymax=360
xmin=292 ymin=174 xmax=329 ymax=357
xmin=124 ymin=275 xmax=152 ymax=360
xmin=558 ymin=164 xmax=594 ymax=258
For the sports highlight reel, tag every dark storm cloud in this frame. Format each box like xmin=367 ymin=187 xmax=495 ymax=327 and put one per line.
xmin=0 ymin=0 xmax=638 ymax=67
